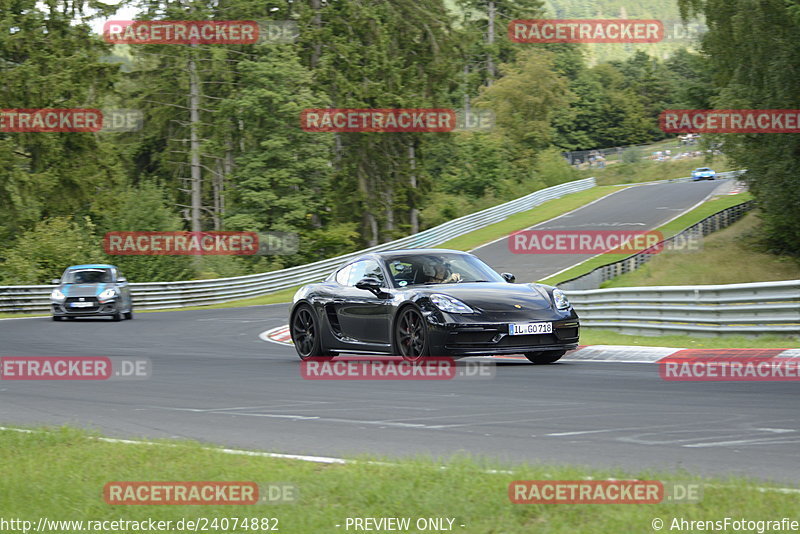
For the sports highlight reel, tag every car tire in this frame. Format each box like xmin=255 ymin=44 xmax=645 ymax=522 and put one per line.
xmin=524 ymin=350 xmax=566 ymax=364
xmin=67 ymin=316 xmax=76 ymax=320
xmin=52 ymin=316 xmax=62 ymax=321
xmin=290 ymin=304 xmax=333 ymax=361
xmin=394 ymin=306 xmax=430 ymax=362
xmin=124 ymin=310 xmax=133 ymax=320
xmin=112 ymin=312 xmax=122 ymax=322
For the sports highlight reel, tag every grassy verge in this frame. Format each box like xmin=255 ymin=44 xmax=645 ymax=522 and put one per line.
xmin=603 ymin=212 xmax=800 ymax=288
xmin=580 ymin=328 xmax=798 ymax=348
xmin=539 ymin=192 xmax=754 ymax=286
xmin=2 ymin=427 xmax=796 ymax=534
xmin=437 ymin=185 xmax=621 ymax=251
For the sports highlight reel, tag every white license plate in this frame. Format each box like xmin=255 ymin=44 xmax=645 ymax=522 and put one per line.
xmin=70 ymin=302 xmax=94 ymax=308
xmin=508 ymin=322 xmax=553 ymax=335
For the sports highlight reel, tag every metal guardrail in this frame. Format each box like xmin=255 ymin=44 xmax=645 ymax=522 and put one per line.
xmin=564 ymin=280 xmax=800 ymax=336
xmin=558 ymin=198 xmax=755 ymax=291
xmin=0 ymin=177 xmax=597 ymax=314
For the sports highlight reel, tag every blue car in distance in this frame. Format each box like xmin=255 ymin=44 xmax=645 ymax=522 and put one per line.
xmin=50 ymin=264 xmax=133 ymax=321
xmin=691 ymin=167 xmax=716 ymax=181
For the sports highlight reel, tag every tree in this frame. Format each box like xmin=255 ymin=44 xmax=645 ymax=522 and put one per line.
xmin=678 ymin=0 xmax=800 ymax=255
xmin=95 ymin=182 xmax=195 ymax=282
xmin=0 ymin=0 xmax=124 ymax=243
xmin=302 ymin=0 xmax=462 ymax=246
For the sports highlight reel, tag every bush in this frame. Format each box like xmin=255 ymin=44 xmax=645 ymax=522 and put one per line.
xmin=0 ymin=217 xmax=104 ymax=284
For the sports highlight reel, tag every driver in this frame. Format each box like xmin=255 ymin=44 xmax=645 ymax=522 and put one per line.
xmin=423 ymin=260 xmax=461 ymax=284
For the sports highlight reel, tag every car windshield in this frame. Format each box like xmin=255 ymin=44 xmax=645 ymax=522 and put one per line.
xmin=384 ymin=253 xmax=504 ymax=287
xmin=62 ymin=269 xmax=112 ymax=284
xmin=696 ymin=167 xmax=712 ymax=171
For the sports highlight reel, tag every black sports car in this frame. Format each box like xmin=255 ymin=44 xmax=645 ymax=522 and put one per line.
xmin=289 ymin=249 xmax=579 ymax=364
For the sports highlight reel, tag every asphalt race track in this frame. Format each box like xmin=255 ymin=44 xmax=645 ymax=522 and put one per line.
xmin=4 ymin=179 xmax=797 ymax=485
xmin=472 ymin=178 xmax=727 ymax=281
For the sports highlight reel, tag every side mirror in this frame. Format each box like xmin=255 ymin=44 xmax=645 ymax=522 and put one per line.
xmin=355 ymin=277 xmax=382 ymax=292
xmin=118 ymin=277 xmax=127 ymax=283
xmin=51 ymin=279 xmax=61 ymax=285
xmin=501 ymin=272 xmax=516 ymax=283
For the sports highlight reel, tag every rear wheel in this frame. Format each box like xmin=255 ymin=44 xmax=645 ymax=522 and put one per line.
xmin=524 ymin=350 xmax=566 ymax=364
xmin=291 ymin=305 xmax=333 ymax=361
xmin=395 ymin=307 xmax=429 ymax=362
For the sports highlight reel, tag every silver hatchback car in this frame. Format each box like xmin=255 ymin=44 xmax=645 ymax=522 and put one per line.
xmin=50 ymin=264 xmax=133 ymax=321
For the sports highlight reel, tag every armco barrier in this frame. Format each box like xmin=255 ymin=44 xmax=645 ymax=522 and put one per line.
xmin=0 ymin=177 xmax=597 ymax=313
xmin=564 ymin=280 xmax=800 ymax=336
xmin=558 ymin=198 xmax=754 ymax=290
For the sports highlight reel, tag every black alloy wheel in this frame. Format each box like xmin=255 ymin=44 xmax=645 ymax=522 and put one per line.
xmin=395 ymin=307 xmax=429 ymax=362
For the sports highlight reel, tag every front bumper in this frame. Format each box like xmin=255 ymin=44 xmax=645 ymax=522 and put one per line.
xmin=427 ymin=317 xmax=580 ymax=356
xmin=52 ymin=297 xmax=120 ymax=317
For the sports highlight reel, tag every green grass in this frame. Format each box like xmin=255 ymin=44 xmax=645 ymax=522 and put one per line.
xmin=2 ymin=427 xmax=798 ymax=534
xmin=603 ymin=212 xmax=800 ymax=288
xmin=539 ymin=193 xmax=755 ymax=286
xmin=580 ymin=328 xmax=799 ymax=348
xmin=437 ymin=185 xmax=622 ymax=251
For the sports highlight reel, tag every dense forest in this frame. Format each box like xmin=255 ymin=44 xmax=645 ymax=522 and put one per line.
xmin=0 ymin=0 xmax=794 ymax=284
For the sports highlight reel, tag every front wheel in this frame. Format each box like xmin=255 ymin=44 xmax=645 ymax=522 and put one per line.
xmin=524 ymin=350 xmax=566 ymax=364
xmin=290 ymin=304 xmax=333 ymax=361
xmin=123 ymin=309 xmax=133 ymax=320
xmin=52 ymin=316 xmax=62 ymax=322
xmin=395 ymin=307 xmax=429 ymax=362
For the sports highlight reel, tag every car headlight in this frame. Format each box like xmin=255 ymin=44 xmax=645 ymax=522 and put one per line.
xmin=98 ymin=288 xmax=118 ymax=303
xmin=429 ymin=294 xmax=474 ymax=314
xmin=50 ymin=289 xmax=66 ymax=303
xmin=552 ymin=288 xmax=570 ymax=310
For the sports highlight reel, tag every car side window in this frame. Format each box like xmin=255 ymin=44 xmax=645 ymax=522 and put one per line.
xmin=347 ymin=260 xmax=385 ymax=286
xmin=335 ymin=265 xmax=352 ymax=285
